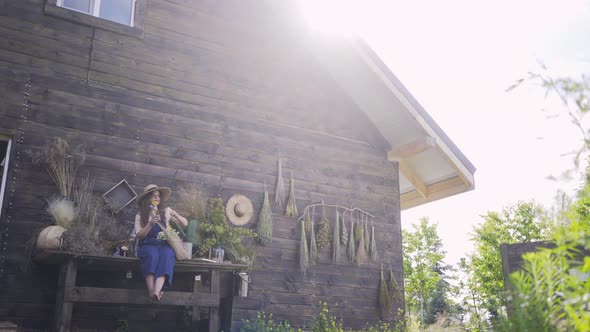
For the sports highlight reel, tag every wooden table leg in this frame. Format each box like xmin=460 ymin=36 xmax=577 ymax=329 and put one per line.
xmin=209 ymin=270 xmax=219 ymax=332
xmin=192 ymin=274 xmax=202 ymax=331
xmin=54 ymin=259 xmax=77 ymax=332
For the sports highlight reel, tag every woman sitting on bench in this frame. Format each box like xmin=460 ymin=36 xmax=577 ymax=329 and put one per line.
xmin=134 ymin=184 xmax=188 ymax=301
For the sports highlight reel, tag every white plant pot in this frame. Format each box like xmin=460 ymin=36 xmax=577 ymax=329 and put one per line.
xmin=37 ymin=225 xmax=66 ymax=250
xmin=183 ymin=242 xmax=193 ymax=259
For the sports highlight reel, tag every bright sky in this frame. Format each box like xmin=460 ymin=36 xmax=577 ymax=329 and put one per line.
xmin=300 ymin=0 xmax=590 ymax=265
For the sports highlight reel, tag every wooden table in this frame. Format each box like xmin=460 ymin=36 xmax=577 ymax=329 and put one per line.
xmin=34 ymin=250 xmax=247 ymax=332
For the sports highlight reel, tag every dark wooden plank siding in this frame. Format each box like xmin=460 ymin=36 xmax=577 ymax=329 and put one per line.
xmin=0 ymin=0 xmax=403 ymax=329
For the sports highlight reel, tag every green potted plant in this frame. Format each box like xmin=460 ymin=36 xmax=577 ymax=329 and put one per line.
xmin=175 ymin=184 xmax=207 ymax=257
xmin=198 ymin=198 xmax=256 ymax=263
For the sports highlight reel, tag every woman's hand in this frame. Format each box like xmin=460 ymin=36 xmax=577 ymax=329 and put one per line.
xmin=169 ymin=208 xmax=188 ymax=227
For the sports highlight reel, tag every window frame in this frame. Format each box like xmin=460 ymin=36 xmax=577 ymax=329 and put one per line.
xmin=0 ymin=137 xmax=12 ymax=221
xmin=44 ymin=0 xmax=146 ymax=39
xmin=56 ymin=0 xmax=137 ymax=27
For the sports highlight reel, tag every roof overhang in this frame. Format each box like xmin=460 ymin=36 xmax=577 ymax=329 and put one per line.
xmin=311 ymin=37 xmax=476 ymax=210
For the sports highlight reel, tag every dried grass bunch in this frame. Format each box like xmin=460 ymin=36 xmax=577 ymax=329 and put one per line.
xmin=29 ymin=137 xmax=86 ymax=199
xmin=61 ymin=225 xmax=102 ymax=255
xmin=176 ymin=183 xmax=206 ymax=220
xmin=46 ymin=197 xmax=77 ymax=229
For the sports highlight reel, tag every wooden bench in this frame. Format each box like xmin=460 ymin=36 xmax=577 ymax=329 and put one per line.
xmin=34 ymin=250 xmax=247 ymax=332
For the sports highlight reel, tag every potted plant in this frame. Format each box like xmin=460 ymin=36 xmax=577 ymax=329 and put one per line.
xmin=175 ymin=184 xmax=207 ymax=258
xmin=198 ymin=198 xmax=256 ymax=263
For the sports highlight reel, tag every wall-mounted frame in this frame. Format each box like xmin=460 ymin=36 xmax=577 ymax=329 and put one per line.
xmin=102 ymin=179 xmax=137 ymax=213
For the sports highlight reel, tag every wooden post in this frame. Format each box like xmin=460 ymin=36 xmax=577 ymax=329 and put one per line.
xmin=54 ymin=259 xmax=77 ymax=332
xmin=209 ymin=270 xmax=220 ymax=332
xmin=191 ymin=274 xmax=202 ymax=331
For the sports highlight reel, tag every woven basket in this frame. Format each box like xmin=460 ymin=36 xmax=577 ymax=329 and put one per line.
xmin=156 ymin=222 xmax=189 ymax=261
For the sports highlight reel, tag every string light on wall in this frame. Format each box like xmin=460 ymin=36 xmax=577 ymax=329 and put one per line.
xmin=0 ymin=74 xmax=31 ymax=280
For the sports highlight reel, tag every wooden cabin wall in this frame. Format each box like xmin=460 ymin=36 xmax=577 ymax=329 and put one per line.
xmin=0 ymin=0 xmax=403 ymax=329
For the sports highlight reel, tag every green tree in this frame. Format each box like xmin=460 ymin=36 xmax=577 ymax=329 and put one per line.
xmin=467 ymin=201 xmax=550 ymax=324
xmin=402 ymin=217 xmax=447 ymax=323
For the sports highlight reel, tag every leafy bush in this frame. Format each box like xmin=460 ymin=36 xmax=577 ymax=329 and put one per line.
xmin=241 ymin=304 xmax=405 ymax=332
xmin=497 ymin=196 xmax=590 ymax=331
xmin=241 ymin=312 xmax=301 ymax=332
xmin=198 ymin=198 xmax=255 ymax=260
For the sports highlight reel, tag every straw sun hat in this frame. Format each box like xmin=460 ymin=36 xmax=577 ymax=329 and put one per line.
xmin=137 ymin=184 xmax=171 ymax=206
xmin=226 ymin=194 xmax=254 ymax=226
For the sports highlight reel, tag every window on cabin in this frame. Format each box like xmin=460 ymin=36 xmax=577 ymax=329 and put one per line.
xmin=0 ymin=137 xmax=11 ymax=220
xmin=58 ymin=0 xmax=136 ymax=26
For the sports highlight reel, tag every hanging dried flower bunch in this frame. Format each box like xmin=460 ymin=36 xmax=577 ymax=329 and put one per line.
xmin=332 ymin=210 xmax=341 ymax=264
xmin=274 ymin=157 xmax=285 ymax=209
xmin=316 ymin=205 xmax=331 ymax=250
xmin=347 ymin=218 xmax=356 ymax=262
xmin=285 ymin=172 xmax=298 ymax=217
xmin=355 ymin=223 xmax=367 ymax=265
xmin=340 ymin=212 xmax=349 ymax=246
xmin=354 ymin=212 xmax=363 ymax=243
xmin=299 ymin=220 xmax=309 ymax=274
xmin=304 ymin=207 xmax=313 ymax=233
xmin=379 ymin=265 xmax=393 ymax=318
xmin=256 ymin=189 xmax=273 ymax=246
xmin=388 ymin=269 xmax=400 ymax=303
xmin=309 ymin=219 xmax=318 ymax=265
xmin=364 ymin=218 xmax=370 ymax=253
xmin=370 ymin=225 xmax=378 ymax=262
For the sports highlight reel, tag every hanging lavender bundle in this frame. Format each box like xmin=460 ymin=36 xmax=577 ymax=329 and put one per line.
xmin=370 ymin=225 xmax=378 ymax=262
xmin=256 ymin=190 xmax=273 ymax=246
xmin=347 ymin=218 xmax=356 ymax=262
xmin=304 ymin=207 xmax=313 ymax=233
xmin=309 ymin=219 xmax=318 ymax=265
xmin=340 ymin=212 xmax=349 ymax=246
xmin=285 ymin=172 xmax=298 ymax=217
xmin=388 ymin=269 xmax=400 ymax=302
xmin=299 ymin=220 xmax=309 ymax=274
xmin=364 ymin=217 xmax=370 ymax=253
xmin=274 ymin=157 xmax=285 ymax=209
xmin=379 ymin=265 xmax=392 ymax=318
xmin=355 ymin=224 xmax=367 ymax=265
xmin=354 ymin=212 xmax=363 ymax=243
xmin=332 ymin=210 xmax=341 ymax=264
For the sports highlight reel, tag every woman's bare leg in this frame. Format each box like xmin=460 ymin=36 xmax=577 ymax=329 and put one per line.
xmin=153 ymin=275 xmax=166 ymax=300
xmin=145 ymin=274 xmax=155 ymax=299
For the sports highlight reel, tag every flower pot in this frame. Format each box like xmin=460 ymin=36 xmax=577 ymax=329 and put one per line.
xmin=37 ymin=225 xmax=66 ymax=250
xmin=183 ymin=242 xmax=193 ymax=259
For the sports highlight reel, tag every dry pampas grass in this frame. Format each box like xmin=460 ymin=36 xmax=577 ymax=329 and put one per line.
xmin=176 ymin=183 xmax=206 ymax=220
xmin=46 ymin=197 xmax=77 ymax=229
xmin=29 ymin=137 xmax=86 ymax=199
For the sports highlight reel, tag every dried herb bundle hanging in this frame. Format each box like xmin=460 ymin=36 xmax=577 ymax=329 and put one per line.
xmin=347 ymin=219 xmax=356 ymax=262
xmin=332 ymin=211 xmax=341 ymax=264
xmin=316 ymin=205 xmax=331 ymax=249
xmin=305 ymin=207 xmax=313 ymax=233
xmin=355 ymin=224 xmax=367 ymax=265
xmin=354 ymin=212 xmax=363 ymax=243
xmin=274 ymin=157 xmax=285 ymax=209
xmin=309 ymin=219 xmax=318 ymax=265
xmin=299 ymin=220 xmax=309 ymax=274
xmin=379 ymin=265 xmax=392 ymax=318
xmin=256 ymin=189 xmax=273 ymax=246
xmin=369 ymin=225 xmax=378 ymax=262
xmin=388 ymin=269 xmax=400 ymax=303
xmin=285 ymin=172 xmax=297 ymax=217
xmin=364 ymin=218 xmax=370 ymax=253
xmin=340 ymin=212 xmax=348 ymax=246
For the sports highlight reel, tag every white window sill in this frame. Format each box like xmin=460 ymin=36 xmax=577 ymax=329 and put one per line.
xmin=44 ymin=0 xmax=145 ymax=39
